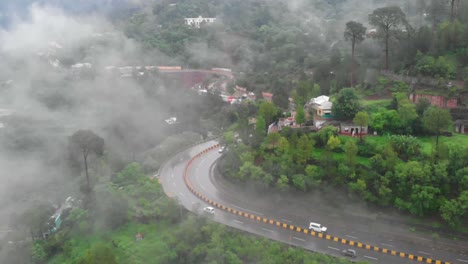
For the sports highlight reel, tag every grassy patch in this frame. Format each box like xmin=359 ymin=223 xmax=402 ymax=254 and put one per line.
xmin=49 ymin=217 xmax=365 ymax=264
xmin=48 ymin=221 xmax=176 ymax=264
xmin=362 ymin=99 xmax=391 ymax=113
xmin=320 ymin=134 xmax=468 ymax=167
xmin=312 ymin=147 xmax=371 ymax=167
xmin=364 ymin=134 xmax=468 ymax=155
xmin=362 ymin=99 xmax=391 ymax=107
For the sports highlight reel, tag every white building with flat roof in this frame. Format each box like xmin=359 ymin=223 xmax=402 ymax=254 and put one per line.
xmin=184 ymin=16 xmax=216 ymax=28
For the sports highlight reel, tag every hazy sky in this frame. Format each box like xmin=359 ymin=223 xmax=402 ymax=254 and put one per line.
xmin=0 ymin=5 xmax=168 ymax=257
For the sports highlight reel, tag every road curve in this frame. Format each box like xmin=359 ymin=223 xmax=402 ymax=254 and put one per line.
xmin=159 ymin=140 xmax=468 ymax=264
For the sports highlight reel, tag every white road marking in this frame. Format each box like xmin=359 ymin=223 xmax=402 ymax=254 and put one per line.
xmin=233 ymin=220 xmax=244 ymax=224
xmin=171 ymin=172 xmax=174 ymax=178
xmin=364 ymin=256 xmax=378 ymax=260
xmin=416 ymin=237 xmax=432 ymax=242
xmin=197 ymin=157 xmax=207 ymax=167
xmin=345 ymin=235 xmax=358 ymax=239
xmin=231 ymin=204 xmax=264 ymax=216
xmin=179 ymin=192 xmax=185 ymax=198
xmin=281 ymin=218 xmax=292 ymax=223
xmin=418 ymin=251 xmax=430 ymax=255
xmin=328 ymin=246 xmax=340 ymax=251
xmin=457 ymin=259 xmax=468 ymax=263
xmin=262 ymin=228 xmax=273 ymax=233
xmin=381 ymin=243 xmax=394 ymax=248
xmin=293 ymin=237 xmax=305 ymax=242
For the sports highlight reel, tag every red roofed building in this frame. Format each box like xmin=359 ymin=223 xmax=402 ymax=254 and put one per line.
xmin=409 ymin=93 xmax=458 ymax=109
xmin=262 ymin=92 xmax=273 ymax=102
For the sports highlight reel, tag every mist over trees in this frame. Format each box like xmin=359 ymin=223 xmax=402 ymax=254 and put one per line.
xmin=1 ymin=0 xmax=468 ymax=262
xmin=344 ymin=21 xmax=366 ymax=87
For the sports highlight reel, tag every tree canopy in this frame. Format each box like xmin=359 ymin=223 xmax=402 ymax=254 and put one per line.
xmin=369 ymin=6 xmax=408 ymax=70
xmin=69 ymin=130 xmax=105 ymax=192
xmin=422 ymin=106 xmax=453 ymax=153
xmin=344 ymin=21 xmax=366 ymax=87
xmin=332 ymin=88 xmax=361 ymax=119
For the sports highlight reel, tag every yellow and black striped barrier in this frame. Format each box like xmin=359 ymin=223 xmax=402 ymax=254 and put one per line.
xmin=181 ymin=145 xmax=450 ymax=264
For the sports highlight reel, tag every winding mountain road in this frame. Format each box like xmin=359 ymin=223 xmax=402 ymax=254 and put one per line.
xmin=159 ymin=140 xmax=468 ymax=264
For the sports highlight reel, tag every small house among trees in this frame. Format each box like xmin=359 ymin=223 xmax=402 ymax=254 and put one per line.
xmin=307 ymin=95 xmax=333 ymax=118
xmin=454 ymin=119 xmax=468 ymax=134
xmin=339 ymin=122 xmax=368 ymax=137
xmin=410 ymin=93 xmax=458 ymax=109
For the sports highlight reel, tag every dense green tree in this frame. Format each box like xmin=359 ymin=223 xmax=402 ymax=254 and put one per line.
xmin=294 ymin=134 xmax=314 ymax=165
xmin=382 ymin=143 xmax=399 ymax=171
xmin=369 ymin=6 xmax=408 ymax=70
xmin=415 ymin=52 xmax=455 ymax=78
xmin=311 ymin=83 xmax=321 ymax=98
xmin=440 ymin=198 xmax=464 ymax=227
xmin=69 ymin=130 xmax=104 ymax=192
xmin=292 ymin=174 xmax=306 ymax=191
xmin=371 ymin=108 xmax=401 ymax=134
xmin=344 ymin=139 xmax=358 ymax=171
xmin=258 ymin=101 xmax=279 ymax=126
xmin=239 ymin=161 xmax=265 ymax=182
xmin=349 ymin=179 xmax=367 ymax=195
xmin=440 ymin=191 xmax=468 ymax=227
xmin=295 ymin=105 xmax=305 ymax=126
xmin=395 ymin=93 xmax=418 ymax=133
xmin=389 ymin=135 xmax=421 ymax=161
xmin=344 ymin=21 xmax=366 ymax=87
xmin=295 ymin=80 xmax=312 ymax=106
xmin=304 ymin=165 xmax=323 ymax=187
xmin=276 ymin=175 xmax=290 ymax=191
xmin=327 ymin=135 xmax=341 ymax=151
xmin=414 ymin=26 xmax=433 ymax=53
xmin=426 ymin=0 xmax=449 ymax=32
xmin=276 ymin=136 xmax=290 ymax=156
xmin=353 ymin=111 xmax=369 ymax=140
xmin=408 ymin=185 xmax=441 ymax=216
xmin=422 ymin=106 xmax=453 ymax=155
xmin=455 ymin=167 xmax=468 ymax=193
xmin=255 ymin=114 xmax=267 ymax=145
xmin=370 ymin=154 xmax=386 ymax=174
xmin=438 ymin=20 xmax=464 ymax=51
xmin=331 ymin=88 xmax=361 ymax=119
xmin=113 ymin=162 xmax=145 ymax=186
xmin=313 ymin=126 xmax=336 ymax=147
xmin=76 ymin=243 xmax=118 ymax=264
xmin=415 ymin=97 xmax=432 ymax=116
xmin=31 ymin=242 xmax=47 ymax=264
xmin=264 ymin=132 xmax=282 ymax=149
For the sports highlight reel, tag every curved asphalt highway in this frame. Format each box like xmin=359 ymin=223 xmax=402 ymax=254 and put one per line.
xmin=160 ymin=140 xmax=468 ymax=264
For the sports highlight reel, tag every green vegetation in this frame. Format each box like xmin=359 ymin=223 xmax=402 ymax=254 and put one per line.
xmin=221 ymin=94 xmax=468 ymax=228
xmin=10 ymin=0 xmax=468 ymax=261
xmin=33 ymin=164 xmax=363 ymax=264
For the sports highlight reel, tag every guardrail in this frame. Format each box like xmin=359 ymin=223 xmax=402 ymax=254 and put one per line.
xmin=183 ymin=144 xmax=451 ymax=264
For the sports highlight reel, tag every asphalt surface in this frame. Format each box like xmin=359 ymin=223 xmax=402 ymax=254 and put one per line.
xmin=160 ymin=140 xmax=468 ymax=264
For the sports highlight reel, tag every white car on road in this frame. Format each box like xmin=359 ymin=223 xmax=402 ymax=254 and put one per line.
xmin=203 ymin=206 xmax=215 ymax=214
xmin=309 ymin=222 xmax=327 ymax=233
xmin=218 ymin=146 xmax=226 ymax=153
